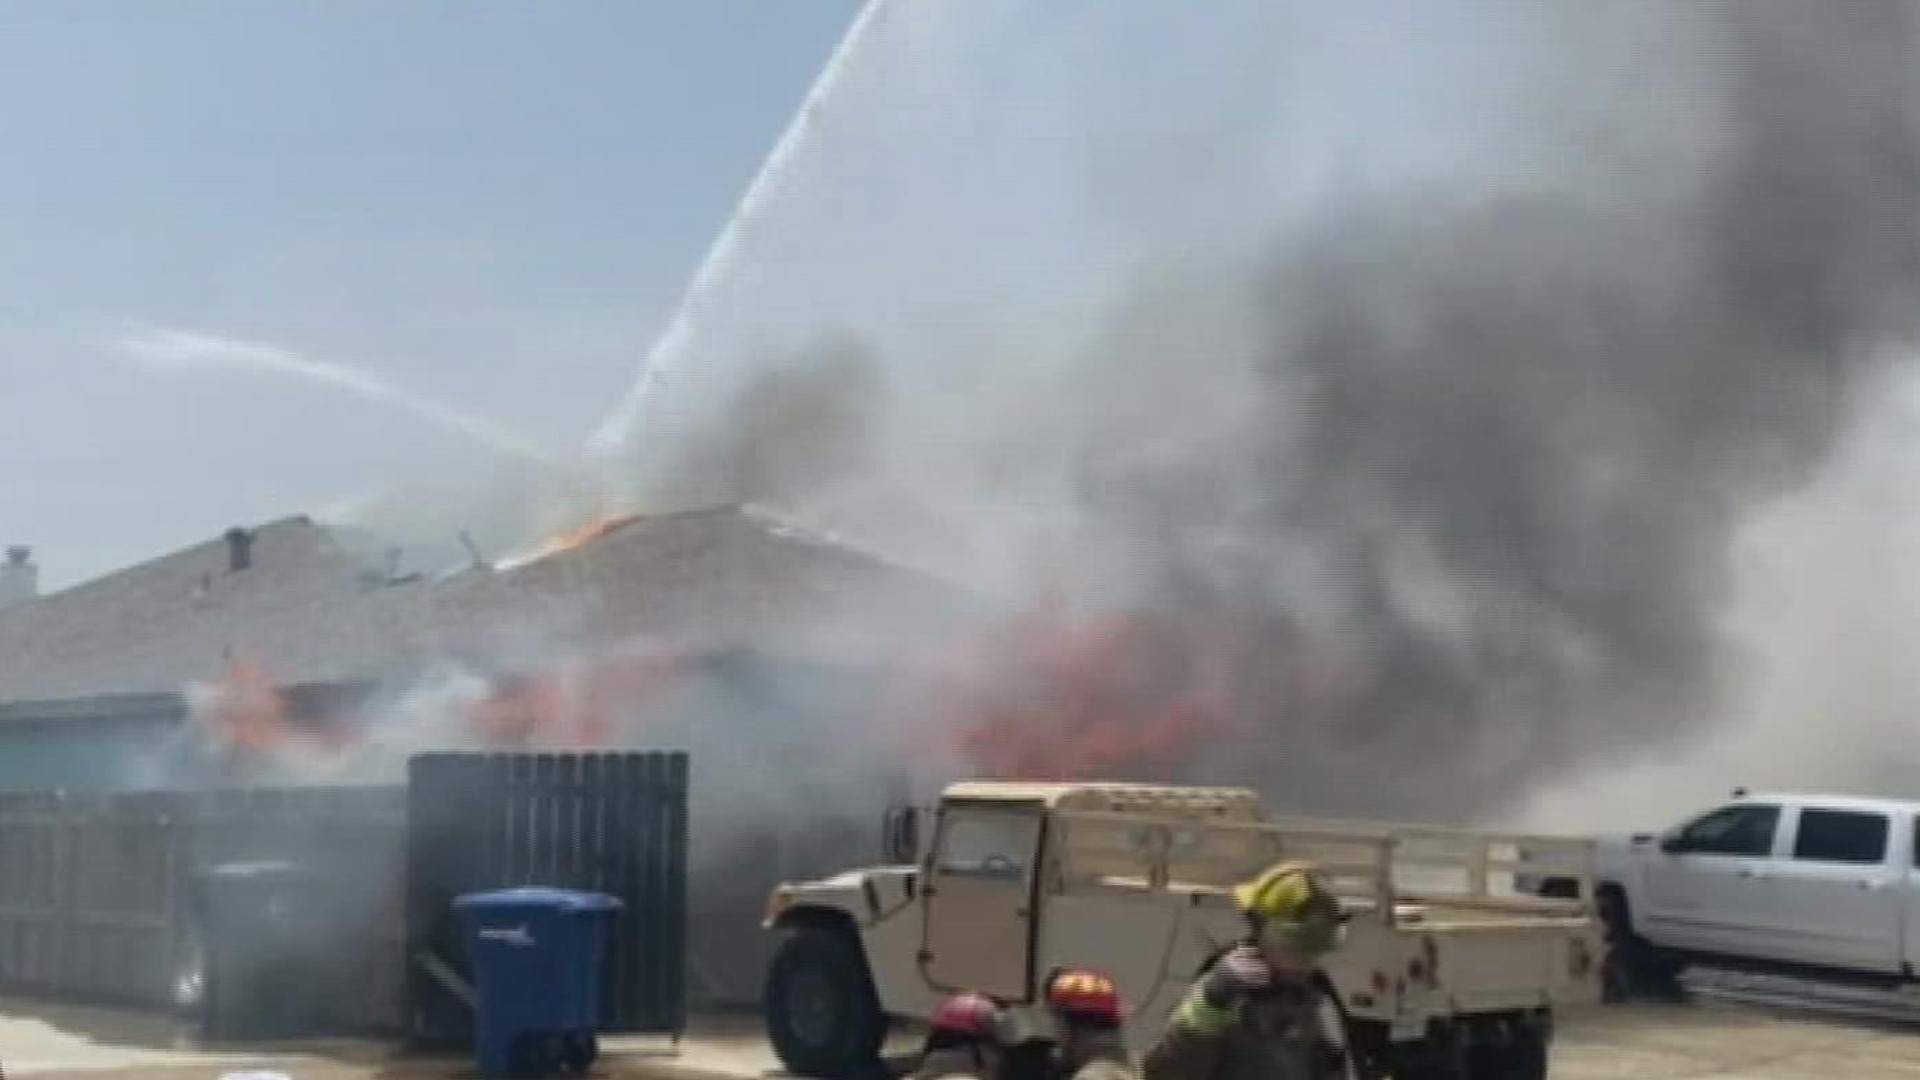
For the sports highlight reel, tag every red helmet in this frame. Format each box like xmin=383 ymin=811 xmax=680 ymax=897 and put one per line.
xmin=1045 ymin=968 xmax=1123 ymax=1024
xmin=929 ymin=992 xmax=1005 ymax=1039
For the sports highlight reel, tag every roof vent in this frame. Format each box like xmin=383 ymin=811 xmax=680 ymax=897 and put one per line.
xmin=460 ymin=530 xmax=493 ymax=573
xmin=0 ymin=545 xmax=36 ymax=610
xmin=357 ymin=547 xmax=424 ymax=589
xmin=384 ymin=547 xmax=423 ymax=586
xmin=224 ymin=527 xmax=254 ymax=573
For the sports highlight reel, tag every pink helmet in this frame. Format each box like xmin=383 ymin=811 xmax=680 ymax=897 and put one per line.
xmin=929 ymin=992 xmax=1005 ymax=1039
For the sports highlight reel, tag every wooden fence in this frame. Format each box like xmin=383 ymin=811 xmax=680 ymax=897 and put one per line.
xmin=0 ymin=752 xmax=690 ymax=1041
xmin=0 ymin=785 xmax=409 ymax=1028
xmin=407 ymin=751 xmax=689 ymax=1044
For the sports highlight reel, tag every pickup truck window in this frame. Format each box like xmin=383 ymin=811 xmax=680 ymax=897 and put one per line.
xmin=1673 ymin=804 xmax=1779 ymax=856
xmin=1791 ymin=808 xmax=1889 ymax=865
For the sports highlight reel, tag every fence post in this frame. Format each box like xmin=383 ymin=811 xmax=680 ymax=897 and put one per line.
xmin=51 ymin=795 xmax=75 ymax=995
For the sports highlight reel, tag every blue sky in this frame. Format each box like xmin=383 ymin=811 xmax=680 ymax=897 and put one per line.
xmin=0 ymin=2 xmax=860 ymax=588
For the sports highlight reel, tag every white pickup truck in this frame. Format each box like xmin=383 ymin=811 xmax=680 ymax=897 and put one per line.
xmin=762 ymin=780 xmax=1602 ymax=1080
xmin=1523 ymin=790 xmax=1920 ymax=995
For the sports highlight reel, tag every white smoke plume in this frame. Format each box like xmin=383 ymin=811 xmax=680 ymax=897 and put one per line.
xmin=1507 ymin=366 xmax=1920 ymax=831
xmin=178 ymin=637 xmax=916 ymax=885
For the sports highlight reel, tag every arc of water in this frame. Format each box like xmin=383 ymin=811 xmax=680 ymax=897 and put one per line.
xmin=585 ymin=0 xmax=893 ymax=456
xmin=118 ymin=325 xmax=557 ymax=465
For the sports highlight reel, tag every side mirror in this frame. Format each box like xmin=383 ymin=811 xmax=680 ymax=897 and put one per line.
xmin=883 ymin=805 xmax=921 ymax=864
xmin=1658 ymin=835 xmax=1687 ymax=855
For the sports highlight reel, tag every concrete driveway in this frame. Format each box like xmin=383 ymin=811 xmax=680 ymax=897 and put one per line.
xmin=0 ymin=998 xmax=752 ymax=1080
xmin=9 ymin=997 xmax=1920 ymax=1079
xmin=1555 ymin=1001 xmax=1920 ymax=1079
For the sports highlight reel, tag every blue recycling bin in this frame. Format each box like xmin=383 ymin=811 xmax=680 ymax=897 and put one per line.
xmin=455 ymin=887 xmax=624 ymax=1077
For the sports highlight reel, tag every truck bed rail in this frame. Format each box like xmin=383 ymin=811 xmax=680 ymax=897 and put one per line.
xmin=1050 ymin=809 xmax=1594 ymax=926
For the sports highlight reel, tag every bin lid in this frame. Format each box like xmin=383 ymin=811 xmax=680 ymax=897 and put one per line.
xmin=454 ymin=887 xmax=624 ymax=913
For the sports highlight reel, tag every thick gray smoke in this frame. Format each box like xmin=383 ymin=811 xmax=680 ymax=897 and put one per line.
xmin=1178 ymin=2 xmax=1920 ymax=819
xmin=602 ymin=0 xmax=1920 ymax=823
xmin=640 ymin=331 xmax=887 ymax=511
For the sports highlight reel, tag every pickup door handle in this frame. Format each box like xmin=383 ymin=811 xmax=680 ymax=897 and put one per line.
xmin=1859 ymin=880 xmax=1886 ymax=891
xmin=1736 ymin=868 xmax=1768 ymax=880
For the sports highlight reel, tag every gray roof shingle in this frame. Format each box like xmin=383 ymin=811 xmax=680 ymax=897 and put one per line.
xmin=0 ymin=505 xmax=977 ymax=704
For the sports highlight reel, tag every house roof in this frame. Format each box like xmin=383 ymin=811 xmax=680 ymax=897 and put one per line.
xmin=0 ymin=504 xmax=979 ymax=704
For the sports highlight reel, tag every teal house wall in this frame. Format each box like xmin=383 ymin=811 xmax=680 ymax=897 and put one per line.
xmin=0 ymin=693 xmax=209 ymax=792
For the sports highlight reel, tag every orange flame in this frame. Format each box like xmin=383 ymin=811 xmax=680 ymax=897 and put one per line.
xmin=501 ymin=511 xmax=636 ymax=569
xmin=199 ymin=641 xmax=698 ymax=779
xmin=201 ymin=657 xmax=291 ymax=753
xmin=882 ymin=594 xmax=1329 ymax=782
xmin=198 ymin=656 xmax=352 ymax=764
xmin=461 ymin=643 xmax=692 ymax=749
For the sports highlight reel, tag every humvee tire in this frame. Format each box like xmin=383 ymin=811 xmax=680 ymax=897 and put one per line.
xmin=765 ymin=926 xmax=886 ymax=1078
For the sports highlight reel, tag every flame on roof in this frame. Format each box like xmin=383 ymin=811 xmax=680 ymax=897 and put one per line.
xmin=494 ymin=512 xmax=639 ymax=572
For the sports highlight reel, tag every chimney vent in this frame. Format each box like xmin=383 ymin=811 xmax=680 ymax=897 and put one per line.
xmin=224 ymin=527 xmax=254 ymax=573
xmin=0 ymin=546 xmax=37 ymax=609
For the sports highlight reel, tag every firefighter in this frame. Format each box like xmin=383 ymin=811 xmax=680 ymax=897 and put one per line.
xmin=914 ymin=991 xmax=1024 ymax=1080
xmin=1142 ymin=861 xmax=1349 ymax=1080
xmin=1043 ymin=967 xmax=1137 ymax=1080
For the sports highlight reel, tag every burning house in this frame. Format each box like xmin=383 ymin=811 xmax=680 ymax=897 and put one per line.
xmin=0 ymin=503 xmax=980 ymax=1000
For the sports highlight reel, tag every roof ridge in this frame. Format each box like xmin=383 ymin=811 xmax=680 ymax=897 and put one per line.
xmin=1 ymin=515 xmax=328 ymax=610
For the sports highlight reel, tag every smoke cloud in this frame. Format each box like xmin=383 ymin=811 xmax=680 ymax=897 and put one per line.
xmin=597 ymin=0 xmax=1920 ymax=822
xmin=1511 ymin=373 xmax=1920 ymax=831
xmin=636 ymin=331 xmax=888 ymax=511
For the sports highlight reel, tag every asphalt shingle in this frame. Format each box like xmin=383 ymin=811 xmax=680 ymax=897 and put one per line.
xmin=0 ymin=505 xmax=976 ymax=704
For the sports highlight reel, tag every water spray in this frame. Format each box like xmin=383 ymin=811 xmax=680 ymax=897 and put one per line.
xmin=117 ymin=324 xmax=558 ymax=465
xmin=585 ymin=0 xmax=889 ymax=456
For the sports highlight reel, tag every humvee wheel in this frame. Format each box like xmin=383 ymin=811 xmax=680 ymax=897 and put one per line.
xmin=765 ymin=926 xmax=885 ymax=1078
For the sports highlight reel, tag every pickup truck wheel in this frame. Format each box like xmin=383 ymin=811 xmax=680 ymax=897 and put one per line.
xmin=1616 ymin=945 xmax=1686 ymax=1003
xmin=1597 ymin=890 xmax=1683 ymax=1002
xmin=765 ymin=927 xmax=885 ymax=1078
